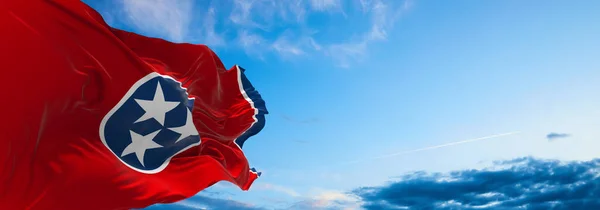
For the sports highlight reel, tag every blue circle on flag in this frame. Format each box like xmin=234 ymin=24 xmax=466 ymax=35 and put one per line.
xmin=100 ymin=73 xmax=200 ymax=174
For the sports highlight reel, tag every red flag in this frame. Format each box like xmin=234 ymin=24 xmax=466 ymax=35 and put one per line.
xmin=0 ymin=1 xmax=267 ymax=209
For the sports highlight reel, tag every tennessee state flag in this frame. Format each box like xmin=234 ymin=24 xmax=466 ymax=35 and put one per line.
xmin=0 ymin=1 xmax=267 ymax=209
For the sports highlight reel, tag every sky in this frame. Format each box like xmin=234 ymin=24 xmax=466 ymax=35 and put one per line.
xmin=83 ymin=0 xmax=600 ymax=209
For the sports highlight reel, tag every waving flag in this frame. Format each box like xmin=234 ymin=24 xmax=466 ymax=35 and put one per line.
xmin=0 ymin=1 xmax=267 ymax=210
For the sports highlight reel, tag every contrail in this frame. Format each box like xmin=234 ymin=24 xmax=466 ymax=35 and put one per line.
xmin=341 ymin=131 xmax=521 ymax=165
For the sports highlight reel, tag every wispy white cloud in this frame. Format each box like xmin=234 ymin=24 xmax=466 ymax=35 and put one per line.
xmin=272 ymin=36 xmax=306 ymax=56
xmin=110 ymin=0 xmax=223 ymax=46
xmin=229 ymin=0 xmax=269 ymax=30
xmin=271 ymin=30 xmax=323 ymax=58
xmin=237 ymin=30 xmax=269 ymax=58
xmin=200 ymin=7 xmax=225 ymax=47
xmin=366 ymin=0 xmax=391 ymax=41
xmin=327 ymin=41 xmax=368 ymax=68
xmin=327 ymin=0 xmax=413 ymax=67
xmin=342 ymin=131 xmax=522 ymax=165
xmin=252 ymin=183 xmax=301 ymax=197
xmin=286 ymin=188 xmax=363 ymax=210
xmin=309 ymin=0 xmax=342 ymax=12
xmin=312 ymin=189 xmax=360 ymax=204
xmin=309 ymin=38 xmax=323 ymax=51
xmin=102 ymin=0 xmax=413 ymax=67
xmin=285 ymin=0 xmax=309 ymax=23
xmin=120 ymin=0 xmax=194 ymax=42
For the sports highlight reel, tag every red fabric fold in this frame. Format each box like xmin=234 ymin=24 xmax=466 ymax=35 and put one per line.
xmin=0 ymin=1 xmax=266 ymax=209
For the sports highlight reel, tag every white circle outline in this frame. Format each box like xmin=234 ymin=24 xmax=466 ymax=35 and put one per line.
xmin=98 ymin=72 xmax=199 ymax=174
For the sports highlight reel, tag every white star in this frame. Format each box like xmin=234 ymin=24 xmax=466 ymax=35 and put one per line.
xmin=168 ymin=107 xmax=199 ymax=143
xmin=121 ymin=129 xmax=163 ymax=167
xmin=134 ymin=82 xmax=180 ymax=126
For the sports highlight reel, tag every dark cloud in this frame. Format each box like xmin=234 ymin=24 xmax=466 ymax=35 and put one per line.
xmin=546 ymin=133 xmax=571 ymax=141
xmin=353 ymin=157 xmax=600 ymax=210
xmin=143 ymin=157 xmax=600 ymax=210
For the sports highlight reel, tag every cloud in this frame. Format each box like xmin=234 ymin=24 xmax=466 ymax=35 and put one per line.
xmin=342 ymin=132 xmax=520 ymax=165
xmin=119 ymin=0 xmax=194 ymax=42
xmin=229 ymin=0 xmax=270 ymax=30
xmin=145 ymin=195 xmax=266 ymax=210
xmin=327 ymin=0 xmax=412 ymax=67
xmin=187 ymin=195 xmax=266 ymax=210
xmin=272 ymin=36 xmax=306 ymax=56
xmin=309 ymin=0 xmax=342 ymax=12
xmin=92 ymin=0 xmax=412 ymax=67
xmin=547 ymin=133 xmax=571 ymax=141
xmin=145 ymin=187 xmax=358 ymax=210
xmin=285 ymin=189 xmax=363 ymax=210
xmin=237 ymin=30 xmax=269 ymax=57
xmin=327 ymin=42 xmax=368 ymax=68
xmin=170 ymin=201 xmax=208 ymax=210
xmin=200 ymin=7 xmax=226 ymax=47
xmin=144 ymin=157 xmax=600 ymax=210
xmin=252 ymin=183 xmax=301 ymax=197
xmin=353 ymin=157 xmax=600 ymax=210
xmin=269 ymin=29 xmax=324 ymax=61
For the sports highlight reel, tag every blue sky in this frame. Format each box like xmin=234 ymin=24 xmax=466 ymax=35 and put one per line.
xmin=84 ymin=0 xmax=600 ymax=209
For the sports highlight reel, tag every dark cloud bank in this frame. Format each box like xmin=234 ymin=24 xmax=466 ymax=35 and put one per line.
xmin=147 ymin=157 xmax=599 ymax=210
xmin=355 ymin=157 xmax=600 ymax=210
